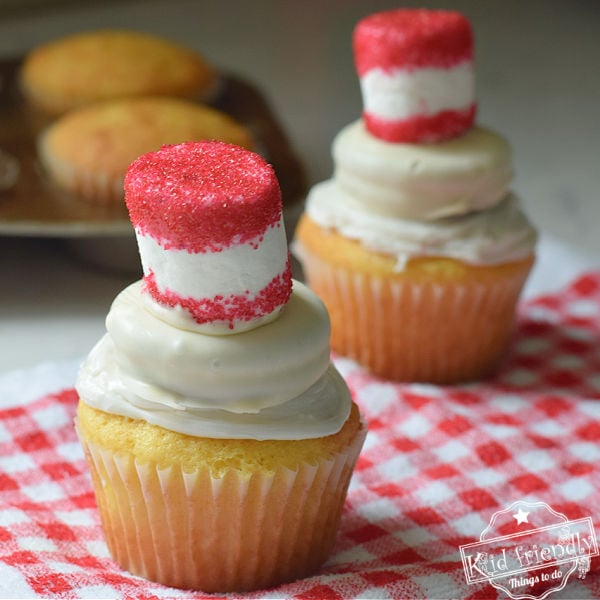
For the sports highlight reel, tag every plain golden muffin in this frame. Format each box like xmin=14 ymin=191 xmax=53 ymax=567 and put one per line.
xmin=20 ymin=29 xmax=216 ymax=117
xmin=38 ymin=96 xmax=253 ymax=203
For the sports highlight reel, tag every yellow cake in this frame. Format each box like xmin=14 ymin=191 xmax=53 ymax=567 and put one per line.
xmin=294 ymin=9 xmax=537 ymax=383
xmin=75 ymin=141 xmax=366 ymax=592
xmin=296 ymin=215 xmax=534 ymax=383
xmin=38 ymin=96 xmax=253 ymax=204
xmin=20 ymin=29 xmax=216 ymax=117
xmin=77 ymin=400 xmax=363 ymax=592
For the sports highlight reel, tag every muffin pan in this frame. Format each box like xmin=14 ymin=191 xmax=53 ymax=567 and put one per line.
xmin=0 ymin=56 xmax=307 ymax=238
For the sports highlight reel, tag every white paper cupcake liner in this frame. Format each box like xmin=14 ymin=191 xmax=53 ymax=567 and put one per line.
xmin=300 ymin=249 xmax=533 ymax=382
xmin=78 ymin=422 xmax=366 ymax=592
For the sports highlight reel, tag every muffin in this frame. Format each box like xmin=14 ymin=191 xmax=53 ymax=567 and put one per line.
xmin=20 ymin=29 xmax=216 ymax=118
xmin=75 ymin=141 xmax=366 ymax=593
xmin=294 ymin=9 xmax=537 ymax=383
xmin=38 ymin=96 xmax=253 ymax=204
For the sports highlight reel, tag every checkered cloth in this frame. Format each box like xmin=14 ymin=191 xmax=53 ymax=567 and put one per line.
xmin=1 ymin=272 xmax=599 ymax=600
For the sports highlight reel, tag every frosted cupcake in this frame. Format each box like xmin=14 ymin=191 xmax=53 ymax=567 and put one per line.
xmin=295 ymin=9 xmax=537 ymax=383
xmin=75 ymin=141 xmax=365 ymax=592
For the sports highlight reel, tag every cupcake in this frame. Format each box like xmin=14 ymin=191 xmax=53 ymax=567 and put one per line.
xmin=75 ymin=141 xmax=366 ymax=593
xmin=20 ymin=29 xmax=216 ymax=119
xmin=38 ymin=96 xmax=253 ymax=204
xmin=294 ymin=9 xmax=537 ymax=383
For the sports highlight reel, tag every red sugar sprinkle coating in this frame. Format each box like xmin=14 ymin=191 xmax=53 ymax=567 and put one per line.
xmin=353 ymin=9 xmax=473 ymax=74
xmin=365 ymin=104 xmax=476 ymax=143
xmin=144 ymin=260 xmax=293 ymax=328
xmin=125 ymin=141 xmax=282 ymax=253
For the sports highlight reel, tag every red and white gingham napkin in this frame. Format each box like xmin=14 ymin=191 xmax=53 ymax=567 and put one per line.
xmin=1 ymin=272 xmax=599 ymax=599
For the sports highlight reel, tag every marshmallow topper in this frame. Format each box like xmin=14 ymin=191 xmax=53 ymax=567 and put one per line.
xmin=125 ymin=141 xmax=292 ymax=334
xmin=353 ymin=8 xmax=476 ymax=143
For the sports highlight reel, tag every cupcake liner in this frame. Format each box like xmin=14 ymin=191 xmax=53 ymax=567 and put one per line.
xmin=38 ymin=134 xmax=125 ymax=205
xmin=78 ymin=423 xmax=366 ymax=593
xmin=300 ymin=248 xmax=533 ymax=383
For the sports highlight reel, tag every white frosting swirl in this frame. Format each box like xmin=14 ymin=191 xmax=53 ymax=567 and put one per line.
xmin=333 ymin=120 xmax=512 ymax=220
xmin=304 ymin=183 xmax=536 ymax=270
xmin=300 ymin=117 xmax=536 ymax=268
xmin=76 ymin=280 xmax=351 ymax=440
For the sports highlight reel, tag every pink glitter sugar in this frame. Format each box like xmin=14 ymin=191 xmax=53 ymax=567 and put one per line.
xmin=364 ymin=105 xmax=476 ymax=143
xmin=143 ymin=259 xmax=293 ymax=328
xmin=353 ymin=9 xmax=473 ymax=74
xmin=124 ymin=141 xmax=282 ymax=253
xmin=354 ymin=8 xmax=476 ymax=142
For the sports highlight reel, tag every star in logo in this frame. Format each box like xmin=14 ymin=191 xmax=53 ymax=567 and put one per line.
xmin=513 ymin=507 xmax=530 ymax=525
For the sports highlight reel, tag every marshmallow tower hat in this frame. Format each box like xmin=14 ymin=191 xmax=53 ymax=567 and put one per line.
xmin=353 ymin=8 xmax=476 ymax=143
xmin=125 ymin=141 xmax=292 ymax=334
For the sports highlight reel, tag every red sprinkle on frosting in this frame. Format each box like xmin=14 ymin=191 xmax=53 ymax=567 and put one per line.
xmin=353 ymin=9 xmax=473 ymax=74
xmin=125 ymin=141 xmax=282 ymax=253
xmin=143 ymin=260 xmax=293 ymax=328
